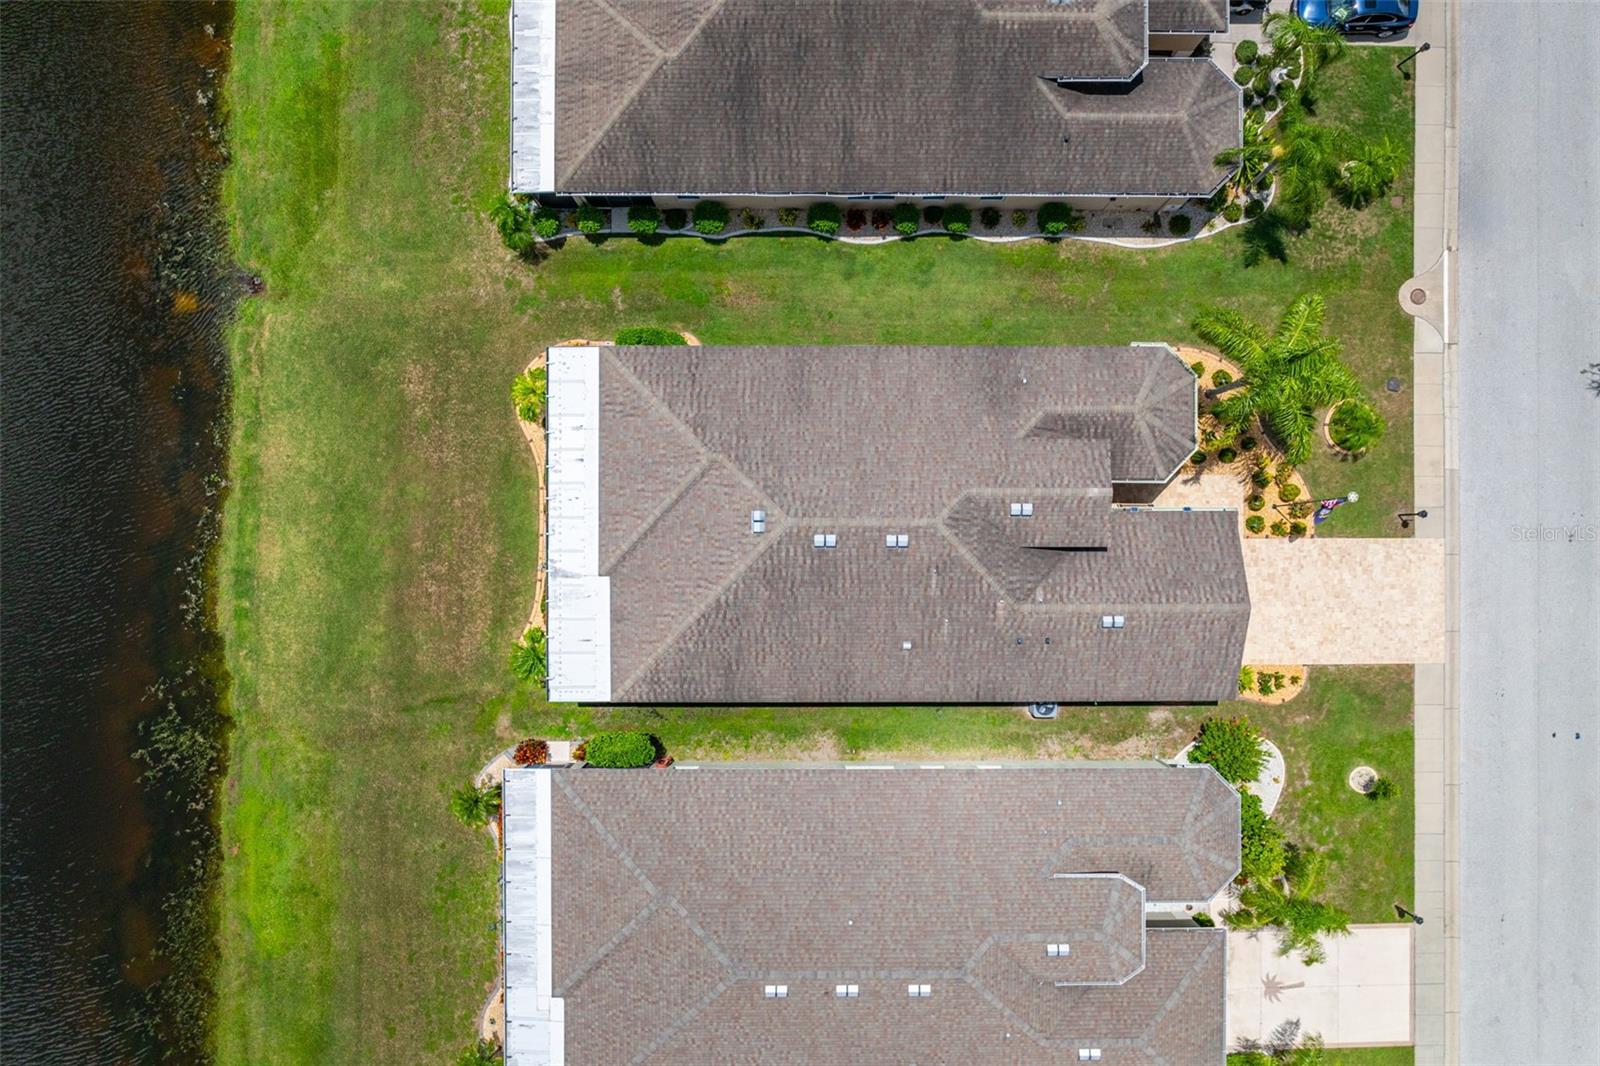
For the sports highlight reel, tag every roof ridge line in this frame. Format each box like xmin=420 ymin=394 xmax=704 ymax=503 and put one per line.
xmin=589 ymin=0 xmax=667 ymax=56
xmin=934 ymin=524 xmax=1019 ymax=604
xmin=603 ymin=455 xmax=714 ymax=574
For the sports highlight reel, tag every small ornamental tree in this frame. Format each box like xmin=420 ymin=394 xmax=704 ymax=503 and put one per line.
xmin=510 ymin=627 xmax=547 ymax=683
xmin=626 ymin=204 xmax=660 ymax=235
xmin=1234 ymin=38 xmax=1260 ymax=65
xmin=490 ymin=192 xmax=534 ymax=252
xmin=1240 ymin=791 xmax=1288 ymax=882
xmin=615 ymin=326 xmax=687 ymax=346
xmin=581 ymin=731 xmax=658 ymax=768
xmin=892 ymin=203 xmax=920 ymax=236
xmin=1187 ymin=716 xmax=1268 ymax=785
xmin=450 ymin=781 xmax=501 ymax=826
xmin=806 ymin=202 xmax=842 ymax=235
xmin=1328 ymin=398 xmax=1385 ymax=453
xmin=511 ymin=366 xmax=547 ymax=422
xmin=692 ymin=200 xmax=729 ymax=235
xmin=943 ymin=204 xmax=972 ymax=233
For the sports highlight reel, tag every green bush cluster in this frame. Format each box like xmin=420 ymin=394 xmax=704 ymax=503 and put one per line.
xmin=1368 ymin=776 xmax=1398 ymax=800
xmin=582 ymin=731 xmax=658 ymax=768
xmin=510 ymin=627 xmax=546 ymax=682
xmin=1244 ymin=199 xmax=1265 ymax=220
xmin=663 ymin=208 xmax=688 ymax=230
xmin=980 ymin=206 xmax=1001 ymax=229
xmin=944 ymin=204 xmax=972 ymax=233
xmin=1235 ymin=39 xmax=1259 ymax=65
xmin=615 ymin=326 xmax=687 ymax=346
xmin=1187 ymin=716 xmax=1268 ymax=785
xmin=1329 ymin=398 xmax=1385 ymax=453
xmin=892 ymin=203 xmax=920 ymax=236
xmin=575 ymin=205 xmax=606 ymax=234
xmin=1222 ymin=201 xmax=1244 ymax=223
xmin=739 ymin=207 xmax=766 ymax=230
xmin=1245 ymin=514 xmax=1266 ymax=534
xmin=1211 ymin=369 xmax=1233 ymax=387
xmin=1038 ymin=202 xmax=1083 ymax=235
xmin=511 ymin=366 xmax=547 ymax=422
xmin=626 ymin=205 xmax=660 ymax=235
xmin=776 ymin=207 xmax=799 ymax=227
xmin=1247 ymin=494 xmax=1265 ymax=512
xmin=1234 ymin=63 xmax=1255 ymax=86
xmin=1190 ymin=360 xmax=1206 ymax=377
xmin=1167 ymin=213 xmax=1192 ymax=237
xmin=1270 ymin=519 xmax=1289 ymax=536
xmin=1010 ymin=208 xmax=1029 ymax=228
xmin=1289 ymin=519 xmax=1308 ymax=537
xmin=692 ymin=200 xmax=729 ymax=235
xmin=1240 ymin=791 xmax=1287 ymax=882
xmin=449 ymin=781 xmax=501 ymax=827
xmin=807 ymin=202 xmax=842 ymax=235
xmin=1217 ymin=446 xmax=1238 ymax=464
xmin=1279 ymin=482 xmax=1302 ymax=502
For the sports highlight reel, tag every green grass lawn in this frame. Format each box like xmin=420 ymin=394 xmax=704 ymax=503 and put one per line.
xmin=217 ymin=0 xmax=1415 ymax=1057
xmin=1231 ymin=1048 xmax=1415 ymax=1066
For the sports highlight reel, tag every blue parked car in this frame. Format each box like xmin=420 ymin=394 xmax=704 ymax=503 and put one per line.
xmin=1293 ymin=0 xmax=1418 ymax=37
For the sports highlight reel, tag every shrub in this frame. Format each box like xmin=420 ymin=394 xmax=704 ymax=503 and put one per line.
xmin=1247 ymin=494 xmax=1265 ymax=512
xmin=1190 ymin=360 xmax=1206 ymax=376
xmin=1167 ymin=213 xmax=1192 ymax=237
xmin=1240 ymin=436 xmax=1257 ymax=451
xmin=1274 ymin=463 xmax=1296 ymax=487
xmin=1251 ymin=70 xmax=1271 ymax=95
xmin=663 ymin=207 xmax=688 ymax=230
xmin=1240 ymin=792 xmax=1288 ymax=882
xmin=739 ymin=207 xmax=766 ymax=230
xmin=1038 ymin=202 xmax=1080 ymax=235
xmin=1235 ymin=38 xmax=1259 ymax=64
xmin=776 ymin=207 xmax=800 ymax=227
xmin=1270 ymin=520 xmax=1289 ymax=536
xmin=870 ymin=207 xmax=892 ymax=231
xmin=1237 ymin=665 xmax=1255 ymax=693
xmin=1279 ymin=482 xmax=1302 ymax=502
xmin=1329 ymin=399 xmax=1386 ymax=453
xmin=1141 ymin=213 xmax=1162 ymax=235
xmin=1244 ymin=199 xmax=1265 ymax=219
xmin=1211 ymin=369 xmax=1233 ymax=387
xmin=449 ymin=782 xmax=501 ymax=827
xmin=922 ymin=205 xmax=945 ymax=225
xmin=980 ymin=206 xmax=1001 ymax=229
xmin=616 ymin=326 xmax=687 ymax=346
xmin=1258 ymin=672 xmax=1278 ymax=696
xmin=581 ymin=731 xmax=657 ymax=769
xmin=575 ymin=205 xmax=606 ymax=234
xmin=1187 ymin=716 xmax=1268 ymax=785
xmin=1207 ymin=186 xmax=1230 ymax=212
xmin=513 ymin=738 xmax=549 ymax=766
xmin=845 ymin=207 xmax=866 ymax=231
xmin=1259 ymin=91 xmax=1279 ymax=112
xmin=490 ymin=193 xmax=536 ymax=251
xmin=510 ymin=627 xmax=547 ymax=682
xmin=1218 ymin=446 xmax=1238 ymax=464
xmin=806 ymin=202 xmax=842 ymax=235
xmin=1234 ymin=63 xmax=1256 ymax=86
xmin=1222 ymin=201 xmax=1244 ymax=223
xmin=626 ymin=204 xmax=660 ymax=235
xmin=1368 ymin=776 xmax=1398 ymax=800
xmin=1011 ymin=208 xmax=1029 ymax=228
xmin=1289 ymin=519 xmax=1308 ymax=537
xmin=944 ymin=204 xmax=972 ymax=233
xmin=1192 ymin=911 xmax=1216 ymax=927
xmin=1288 ymin=501 xmax=1313 ymax=520
xmin=692 ymin=200 xmax=729 ymax=235
xmin=511 ymin=366 xmax=547 ymax=422
xmin=457 ymin=1040 xmax=501 ymax=1066
xmin=1252 ymin=470 xmax=1270 ymax=489
xmin=531 ymin=210 xmax=562 ymax=239
xmin=1191 ymin=451 xmax=1207 ymax=465
xmin=893 ymin=203 xmax=920 ymax=236
xmin=1246 ymin=515 xmax=1266 ymax=534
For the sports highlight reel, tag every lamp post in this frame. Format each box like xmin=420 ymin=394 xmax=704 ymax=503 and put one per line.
xmin=1398 ymin=510 xmax=1429 ymax=528
xmin=1397 ymin=41 xmax=1431 ymax=78
xmin=1394 ymin=902 xmax=1425 ymax=924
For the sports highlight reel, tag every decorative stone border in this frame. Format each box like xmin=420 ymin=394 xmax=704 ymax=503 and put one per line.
xmin=1321 ymin=398 xmax=1368 ymax=457
xmin=1348 ymin=765 xmax=1379 ymax=795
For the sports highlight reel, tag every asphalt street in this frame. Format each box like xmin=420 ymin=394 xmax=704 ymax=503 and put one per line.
xmin=1457 ymin=2 xmax=1600 ymax=1063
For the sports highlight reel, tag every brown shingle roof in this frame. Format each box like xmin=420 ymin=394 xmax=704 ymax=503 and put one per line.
xmin=543 ymin=765 xmax=1237 ymax=1064
xmin=584 ymin=345 xmax=1250 ymax=704
xmin=550 ymin=0 xmax=1240 ymax=197
xmin=1149 ymin=0 xmax=1231 ymax=33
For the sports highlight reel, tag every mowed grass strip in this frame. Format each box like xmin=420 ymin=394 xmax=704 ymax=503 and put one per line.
xmin=219 ymin=2 xmax=1414 ymax=1057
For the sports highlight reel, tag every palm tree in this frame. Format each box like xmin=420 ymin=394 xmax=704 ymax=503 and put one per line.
xmin=490 ymin=193 xmax=534 ymax=253
xmin=1338 ymin=135 xmax=1406 ymax=207
xmin=510 ymin=627 xmax=547 ymax=683
xmin=450 ymin=781 xmax=502 ymax=827
xmin=511 ymin=365 xmax=547 ymax=422
xmin=1235 ymin=1019 xmax=1328 ymax=1065
xmin=1214 ymin=113 xmax=1281 ymax=201
xmin=1225 ymin=846 xmax=1351 ymax=965
xmin=1263 ymin=12 xmax=1347 ymax=86
xmin=1192 ymin=295 xmax=1361 ymax=465
xmin=1270 ymin=94 xmax=1341 ymax=227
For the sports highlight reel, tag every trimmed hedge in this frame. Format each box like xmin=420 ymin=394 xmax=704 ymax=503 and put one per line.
xmin=1244 ymin=199 xmax=1265 ymax=220
xmin=1222 ymin=201 xmax=1244 ymax=223
xmin=944 ymin=204 xmax=972 ymax=233
xmin=692 ymin=200 xmax=729 ymax=235
xmin=1167 ymin=213 xmax=1192 ymax=237
xmin=1245 ymin=514 xmax=1266 ymax=534
xmin=626 ymin=205 xmax=660 ymax=235
xmin=892 ymin=203 xmax=920 ymax=236
xmin=582 ymin=731 xmax=657 ymax=768
xmin=616 ymin=326 xmax=687 ymax=346
xmin=807 ymin=202 xmax=842 ymax=235
xmin=1234 ymin=63 xmax=1256 ymax=86
xmin=1234 ymin=39 xmax=1259 ymax=65
xmin=662 ymin=208 xmax=688 ymax=230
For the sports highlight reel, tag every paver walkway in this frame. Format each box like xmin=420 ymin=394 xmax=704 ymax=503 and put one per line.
xmin=1242 ymin=539 xmax=1446 ymax=663
xmin=1227 ymin=925 xmax=1414 ymax=1048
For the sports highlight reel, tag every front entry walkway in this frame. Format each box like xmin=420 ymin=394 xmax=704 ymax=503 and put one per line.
xmin=1227 ymin=925 xmax=1414 ymax=1048
xmin=1242 ymin=538 xmax=1446 ymax=663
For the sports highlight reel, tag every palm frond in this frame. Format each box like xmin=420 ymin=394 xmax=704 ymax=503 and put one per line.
xmin=1193 ymin=307 xmax=1270 ymax=366
xmin=1273 ymin=294 xmax=1326 ymax=350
